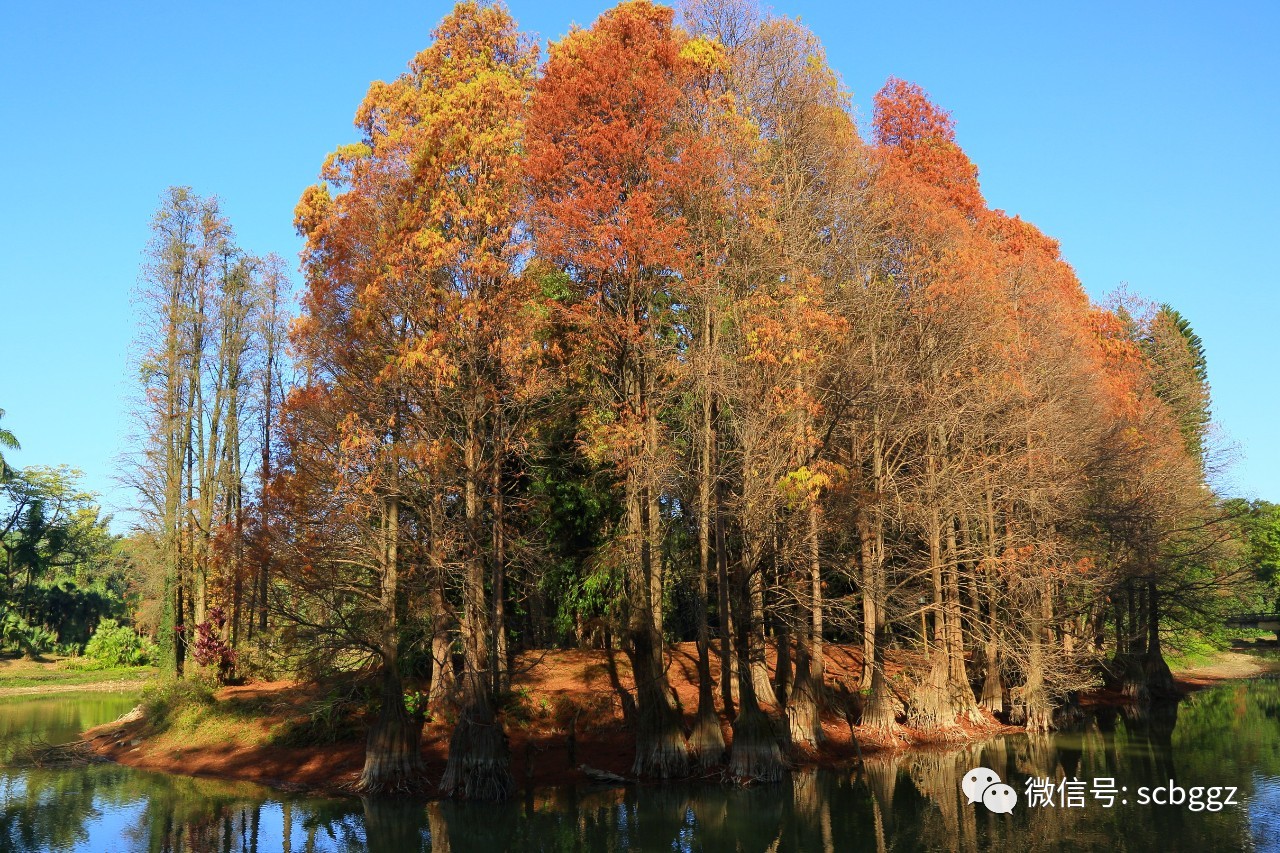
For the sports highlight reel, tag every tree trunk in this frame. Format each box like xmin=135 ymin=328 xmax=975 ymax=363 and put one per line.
xmin=749 ymin=559 xmax=773 ymax=703
xmin=444 ymin=415 xmax=514 ymax=799
xmin=787 ymin=500 xmax=824 ymax=751
xmin=907 ymin=501 xmax=959 ymax=734
xmin=979 ymin=491 xmax=1003 ymax=714
xmin=944 ymin=517 xmax=982 ymax=724
xmin=859 ymin=541 xmax=876 ymax=694
xmin=773 ymin=622 xmax=792 ymax=707
xmin=861 ymin=650 xmax=900 ymax=734
xmin=426 ymin=566 xmax=455 ymax=709
xmin=358 ymin=663 xmax=426 ymax=795
xmin=356 ymin=493 xmax=427 ymax=795
xmin=691 ymin=364 xmax=726 ymax=769
xmin=442 ymin=669 xmax=512 ymax=800
xmin=788 ymin=629 xmax=822 ymax=752
xmin=727 ymin=538 xmax=788 ymax=782
xmin=257 ymin=284 xmax=276 ymax=638
xmin=857 ymin=417 xmax=901 ymax=736
xmin=1143 ymin=577 xmax=1175 ymax=700
xmin=715 ymin=465 xmax=736 ymax=719
xmin=627 ymin=617 xmax=689 ymax=778
xmin=646 ymin=413 xmax=664 ymax=650
xmin=1117 ymin=581 xmax=1147 ymax=701
xmin=1022 ymin=587 xmax=1053 ymax=733
xmin=1133 ymin=580 xmax=1148 ymax=658
xmin=979 ymin=635 xmax=1003 ymax=714
xmin=624 ymin=360 xmax=688 ymax=779
xmin=491 ymin=456 xmax=509 ymax=696
xmin=173 ymin=567 xmax=186 ymax=677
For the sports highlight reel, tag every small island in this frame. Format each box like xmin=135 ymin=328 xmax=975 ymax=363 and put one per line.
xmin=72 ymin=643 xmax=1280 ymax=800
xmin=3 ymin=0 xmax=1279 ymax=849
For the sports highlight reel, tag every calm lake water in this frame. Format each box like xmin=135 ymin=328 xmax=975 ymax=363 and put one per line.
xmin=3 ymin=681 xmax=1280 ymax=851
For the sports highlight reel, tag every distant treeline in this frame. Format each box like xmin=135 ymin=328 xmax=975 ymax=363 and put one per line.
xmin=0 ymin=411 xmax=134 ymax=658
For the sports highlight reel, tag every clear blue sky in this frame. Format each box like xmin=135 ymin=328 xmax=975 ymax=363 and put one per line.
xmin=1 ymin=1 xmax=1277 ymax=528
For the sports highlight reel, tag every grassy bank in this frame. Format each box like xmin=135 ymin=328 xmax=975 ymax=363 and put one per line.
xmin=1170 ymin=647 xmax=1280 ymax=688
xmin=83 ymin=643 xmax=979 ymax=797
xmin=77 ymin=642 xmax=1280 ymax=798
xmin=0 ymin=654 xmax=157 ymax=695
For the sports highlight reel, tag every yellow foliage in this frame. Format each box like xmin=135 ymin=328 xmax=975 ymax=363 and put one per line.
xmin=679 ymin=36 xmax=728 ymax=73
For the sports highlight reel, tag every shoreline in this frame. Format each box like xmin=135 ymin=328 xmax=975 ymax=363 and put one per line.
xmin=0 ymin=679 xmax=152 ymax=699
xmin=0 ymin=656 xmax=159 ymax=699
xmin=1167 ymin=648 xmax=1280 ymax=688
xmin=76 ymin=646 xmax=1280 ymax=801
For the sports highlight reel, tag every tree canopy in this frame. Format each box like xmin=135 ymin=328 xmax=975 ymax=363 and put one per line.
xmin=112 ymin=0 xmax=1260 ymax=800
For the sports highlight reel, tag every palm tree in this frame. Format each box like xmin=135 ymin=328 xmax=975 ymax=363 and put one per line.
xmin=0 ymin=408 xmax=19 ymax=480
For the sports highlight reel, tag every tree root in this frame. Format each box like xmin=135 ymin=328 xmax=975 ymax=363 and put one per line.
xmin=441 ymin=715 xmax=513 ymax=801
xmin=728 ymin=708 xmax=788 ymax=783
xmin=632 ymin=718 xmax=691 ymax=779
xmin=690 ymin=707 xmax=727 ymax=770
xmin=12 ymin=738 xmax=107 ymax=768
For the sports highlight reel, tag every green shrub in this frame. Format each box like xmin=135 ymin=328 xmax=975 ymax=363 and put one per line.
xmin=140 ymin=678 xmax=216 ymax=725
xmin=83 ymin=619 xmax=155 ymax=667
xmin=269 ymin=674 xmax=384 ymax=747
xmin=0 ymin=609 xmax=57 ymax=656
xmin=271 ymin=693 xmax=364 ymax=746
xmin=231 ymin=641 xmax=282 ymax=681
xmin=59 ymin=656 xmax=103 ymax=672
xmin=500 ymin=686 xmax=535 ymax=725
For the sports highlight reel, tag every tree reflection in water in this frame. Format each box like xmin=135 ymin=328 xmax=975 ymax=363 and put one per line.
xmin=5 ymin=681 xmax=1280 ymax=851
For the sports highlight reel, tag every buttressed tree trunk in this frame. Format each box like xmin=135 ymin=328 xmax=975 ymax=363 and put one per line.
xmin=618 ymin=356 xmax=688 ymax=780
xmin=908 ymin=498 xmax=956 ymax=733
xmin=491 ymin=454 xmax=510 ymax=696
xmin=716 ymin=468 xmax=737 ymax=719
xmin=1117 ymin=581 xmax=1148 ymax=702
xmin=1143 ymin=577 xmax=1176 ymax=699
xmin=1021 ymin=583 xmax=1054 ymax=734
xmin=443 ymin=415 xmax=514 ymax=800
xmin=691 ymin=342 xmax=727 ymax=768
xmin=854 ymin=392 xmax=904 ymax=736
xmin=361 ymin=661 xmax=426 ymax=795
xmin=859 ymin=536 xmax=876 ymax=694
xmin=358 ymin=494 xmax=426 ymax=795
xmin=625 ymin=416 xmax=690 ymax=779
xmin=442 ymin=665 xmax=512 ymax=799
xmin=728 ymin=576 xmax=789 ymax=780
xmin=857 ymin=506 xmax=900 ymax=735
xmin=728 ymin=474 xmax=788 ymax=782
xmin=944 ymin=517 xmax=983 ymax=725
xmin=787 ymin=500 xmax=825 ymax=751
